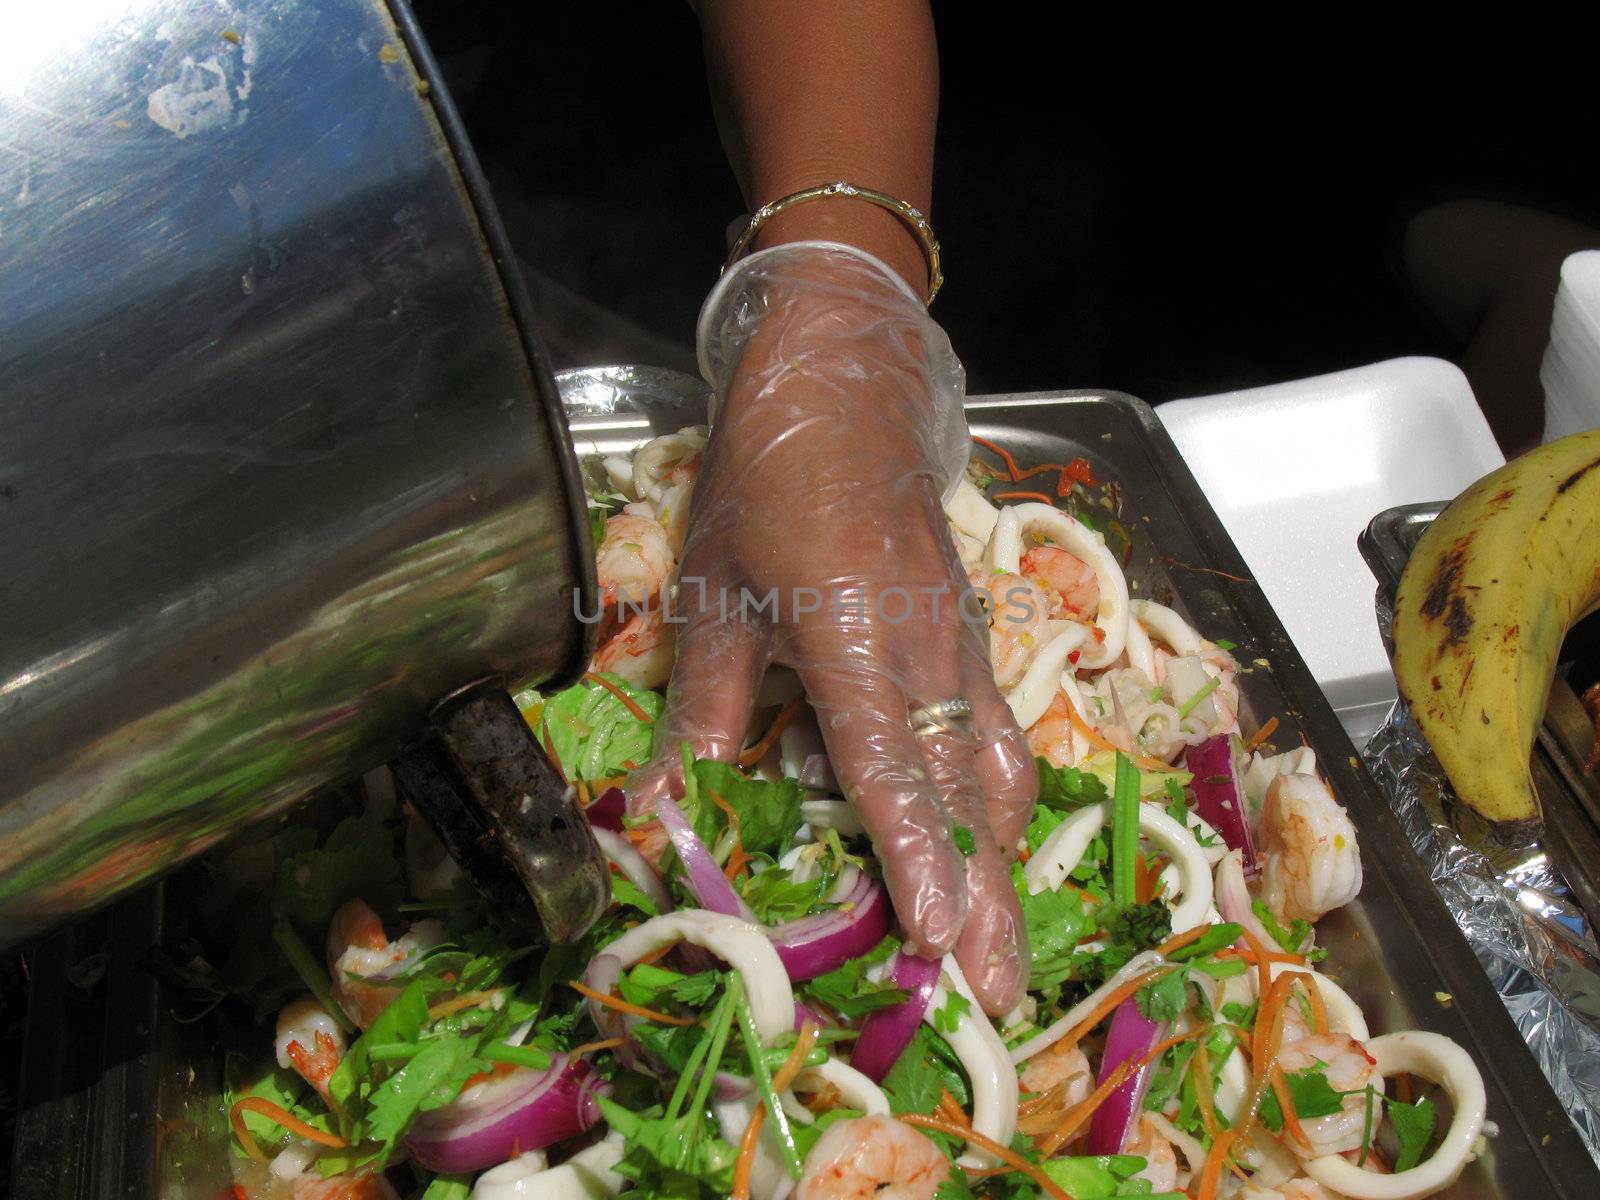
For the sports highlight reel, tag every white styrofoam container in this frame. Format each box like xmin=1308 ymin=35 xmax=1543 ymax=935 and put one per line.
xmin=1158 ymin=358 xmax=1505 ymax=746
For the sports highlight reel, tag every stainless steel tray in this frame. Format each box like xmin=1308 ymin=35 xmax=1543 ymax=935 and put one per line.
xmin=15 ymin=387 xmax=1597 ymax=1197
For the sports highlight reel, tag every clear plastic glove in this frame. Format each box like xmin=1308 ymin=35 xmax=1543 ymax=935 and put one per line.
xmin=629 ymin=241 xmax=1038 ymax=1015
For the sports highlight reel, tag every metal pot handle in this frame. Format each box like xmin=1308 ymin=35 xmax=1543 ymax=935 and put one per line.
xmin=389 ymin=683 xmax=610 ymax=944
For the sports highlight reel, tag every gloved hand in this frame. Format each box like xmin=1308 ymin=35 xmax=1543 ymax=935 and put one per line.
xmin=629 ymin=241 xmax=1037 ymax=1015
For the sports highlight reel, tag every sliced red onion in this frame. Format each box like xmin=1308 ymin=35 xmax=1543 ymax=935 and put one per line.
xmin=405 ymin=1055 xmax=605 ymax=1173
xmin=1087 ymin=997 xmax=1167 ymax=1156
xmin=848 ymin=951 xmax=940 ymax=1082
xmin=591 ymin=827 xmax=672 ymax=914
xmin=585 ymin=786 xmax=627 ymax=833
xmin=768 ymin=870 xmax=889 ymax=982
xmin=580 ymin=953 xmax=629 ymax=1043
xmin=653 ymin=794 xmax=754 ymax=920
xmin=1185 ymin=735 xmax=1257 ymax=877
xmin=795 ymin=1000 xmax=830 ymax=1031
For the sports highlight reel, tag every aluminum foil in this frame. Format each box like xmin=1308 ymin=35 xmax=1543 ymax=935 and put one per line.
xmin=1364 ymin=692 xmax=1600 ymax=1163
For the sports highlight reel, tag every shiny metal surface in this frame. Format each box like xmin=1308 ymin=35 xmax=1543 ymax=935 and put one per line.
xmin=391 ymin=684 xmax=610 ymax=945
xmin=0 ymin=1 xmax=594 ymax=946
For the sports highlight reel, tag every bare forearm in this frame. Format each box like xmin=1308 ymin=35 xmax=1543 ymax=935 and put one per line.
xmin=699 ymin=0 xmax=938 ymax=296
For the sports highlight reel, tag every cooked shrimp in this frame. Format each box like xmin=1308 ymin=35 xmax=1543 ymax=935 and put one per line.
xmin=325 ymin=899 xmax=443 ymax=1028
xmin=1123 ymin=1114 xmax=1180 ymax=1192
xmin=979 ymin=572 xmax=1052 ymax=689
xmin=596 ymin=513 xmax=674 ymax=608
xmin=274 ymin=996 xmax=345 ymax=1101
xmin=631 ymin=427 xmax=706 ymax=505
xmin=1025 ymin=691 xmax=1083 ymax=768
xmin=1019 ymin=1036 xmax=1091 ymax=1101
xmin=1276 ymin=1032 xmax=1382 ymax=1157
xmin=592 ymin=604 xmax=677 ymax=690
xmin=796 ymin=1114 xmax=948 ymax=1200
xmin=290 ymin=1170 xmax=400 ymax=1199
xmin=1021 ymin=544 xmax=1100 ymax=618
xmin=1256 ymin=773 xmax=1362 ymax=926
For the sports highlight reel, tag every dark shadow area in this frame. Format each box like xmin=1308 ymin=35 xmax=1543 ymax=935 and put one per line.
xmin=414 ymin=4 xmax=1598 ymax=431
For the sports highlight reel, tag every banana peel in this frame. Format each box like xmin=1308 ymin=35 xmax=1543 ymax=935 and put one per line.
xmin=1393 ymin=428 xmax=1600 ymax=829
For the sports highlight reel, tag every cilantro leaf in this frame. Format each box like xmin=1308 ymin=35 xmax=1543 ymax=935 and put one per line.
xmin=1214 ymin=639 xmax=1237 ymax=651
xmin=600 ymin=1098 xmax=738 ymax=1193
xmin=801 ymin=937 xmax=906 ymax=1018
xmin=610 ymin=877 xmax=660 ymax=918
xmin=1257 ymin=1068 xmax=1348 ymax=1132
xmin=739 ymin=867 xmax=830 ymax=925
xmin=1036 ymin=757 xmax=1110 ymax=811
xmin=1251 ymin=900 xmax=1323 ymax=959
xmin=1012 ymin=863 xmax=1091 ymax=992
xmin=882 ymin=1027 xmax=963 ymax=1114
xmin=690 ymin=760 xmax=804 ymax=858
xmin=1041 ymin=1154 xmax=1148 ymax=1198
xmin=419 ymin=1178 xmax=471 ymax=1200
xmin=1135 ymin=969 xmax=1188 ymax=1024
xmin=951 ymin=824 xmax=978 ymax=856
xmin=934 ymin=991 xmax=972 ymax=1034
xmin=1388 ymin=1097 xmax=1437 ymax=1171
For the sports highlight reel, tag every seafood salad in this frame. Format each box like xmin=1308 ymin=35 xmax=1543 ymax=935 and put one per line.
xmin=196 ymin=429 xmax=1489 ymax=1200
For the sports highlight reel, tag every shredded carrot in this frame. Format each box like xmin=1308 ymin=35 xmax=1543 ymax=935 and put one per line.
xmin=707 ymin=787 xmax=743 ymax=835
xmin=732 ymin=1024 xmax=816 ymax=1200
xmin=1395 ymin=1072 xmax=1415 ymax=1104
xmin=1018 ymin=844 xmax=1031 ymax=864
xmin=428 ymin=990 xmax=503 ymax=1021
xmin=938 ymin=1089 xmax=972 ymax=1129
xmin=1037 ymin=1024 xmax=1216 ymax=1153
xmin=901 ymin=1114 xmax=1070 ymax=1200
xmin=971 ymin=435 xmax=1023 ymax=482
xmin=1196 ymin=1128 xmax=1238 ymax=1200
xmin=1252 ymin=971 xmax=1294 ymax=1066
xmin=1243 ymin=715 xmax=1280 ymax=755
xmin=575 ymin=778 xmax=591 ymax=807
xmin=584 ymin=671 xmax=654 ymax=723
xmin=568 ymin=1036 xmax=627 ymax=1058
xmin=1272 ymin=1065 xmax=1314 ymax=1150
xmin=773 ymin=1021 xmax=819 ymax=1094
xmin=569 ymin=980 xmax=694 ymax=1026
xmin=1156 ymin=923 xmax=1213 ymax=958
xmin=1307 ymin=976 xmax=1329 ymax=1035
xmin=994 ymin=490 xmax=1056 ymax=505
xmin=1012 ymin=461 xmax=1069 ymax=482
xmin=730 ymin=1103 xmax=765 ymax=1200
xmin=229 ymin=1185 xmax=250 ymax=1200
xmin=738 ymin=695 xmax=804 ymax=767
xmin=229 ymin=1097 xmax=347 ymax=1162
xmin=458 ymin=1060 xmax=517 ymax=1093
xmin=1239 ymin=926 xmax=1277 ymax=1009
xmin=1134 ymin=852 xmax=1158 ymax=904
xmin=1026 ymin=966 xmax=1175 ymax=1061
xmin=1190 ymin=1039 xmax=1221 ymax=1142
xmin=635 ymin=940 xmax=678 ymax=967
xmin=1215 ymin=945 xmax=1308 ymax=967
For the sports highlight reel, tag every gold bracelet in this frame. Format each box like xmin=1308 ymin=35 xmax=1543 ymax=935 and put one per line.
xmin=722 ymin=181 xmax=944 ymax=306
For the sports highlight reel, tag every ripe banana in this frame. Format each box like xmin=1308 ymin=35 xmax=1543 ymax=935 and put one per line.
xmin=1393 ymin=428 xmax=1600 ymax=827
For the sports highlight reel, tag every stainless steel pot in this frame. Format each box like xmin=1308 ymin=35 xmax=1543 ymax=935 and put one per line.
xmin=0 ymin=0 xmax=598 ymax=945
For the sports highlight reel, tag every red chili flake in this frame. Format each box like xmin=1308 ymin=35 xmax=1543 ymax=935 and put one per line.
xmin=1056 ymin=457 xmax=1097 ymax=493
xmin=1068 ymin=650 xmax=1081 ymax=665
